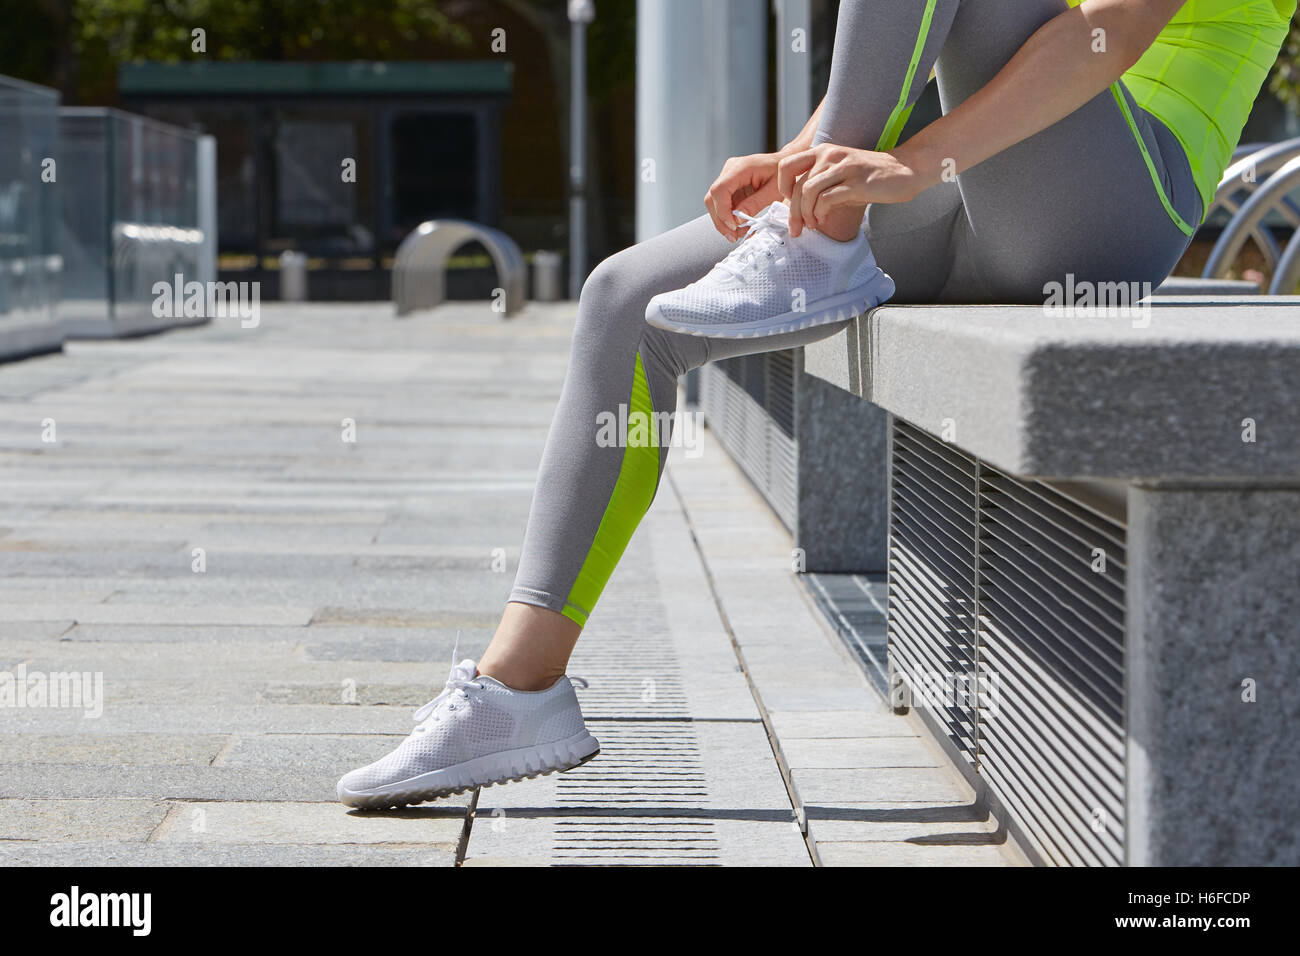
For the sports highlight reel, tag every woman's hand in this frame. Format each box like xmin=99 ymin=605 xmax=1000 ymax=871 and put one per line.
xmin=704 ymin=152 xmax=787 ymax=241
xmin=777 ymin=144 xmax=926 ymax=237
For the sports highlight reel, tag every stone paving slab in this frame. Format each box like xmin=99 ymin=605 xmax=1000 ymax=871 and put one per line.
xmin=219 ymin=733 xmax=403 ymax=767
xmin=804 ymin=800 xmax=999 ymax=843
xmin=0 ymin=798 xmax=169 ymax=842
xmin=0 ymin=703 xmax=429 ymax=735
xmin=816 ymin=840 xmax=1015 ymax=866
xmin=86 ymin=576 xmax=516 ymax=611
xmin=0 ymin=765 xmax=355 ymax=803
xmin=0 ymin=642 xmax=445 ymax=687
xmin=782 ymin=736 xmax=948 ymax=769
xmin=0 ymin=620 xmax=75 ymax=640
xmin=44 ymin=621 xmax=469 ymax=665
xmin=0 ymin=602 xmax=315 ymax=626
xmin=0 ymin=842 xmax=455 ymax=866
xmin=792 ymin=767 xmax=978 ymax=804
xmin=769 ymin=708 xmax=919 ymax=739
xmin=0 ymin=734 xmax=227 ymax=765
xmin=152 ymin=801 xmax=465 ymax=849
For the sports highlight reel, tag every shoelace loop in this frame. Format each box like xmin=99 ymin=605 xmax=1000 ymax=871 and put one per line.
xmin=413 ymin=638 xmax=483 ymax=726
xmin=412 ymin=665 xmax=484 ymax=726
xmin=717 ymin=206 xmax=788 ymax=280
xmin=411 ymin=630 xmax=593 ymax=731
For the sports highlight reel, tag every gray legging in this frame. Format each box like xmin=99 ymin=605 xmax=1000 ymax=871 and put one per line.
xmin=509 ymin=0 xmax=1199 ymax=627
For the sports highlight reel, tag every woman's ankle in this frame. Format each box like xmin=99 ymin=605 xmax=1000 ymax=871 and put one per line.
xmin=476 ymin=602 xmax=582 ymax=692
xmin=816 ymin=205 xmax=867 ymax=242
xmin=476 ymin=657 xmax=565 ymax=692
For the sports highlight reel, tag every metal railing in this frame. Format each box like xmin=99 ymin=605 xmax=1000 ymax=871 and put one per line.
xmin=698 ymin=350 xmax=798 ymax=530
xmin=392 ymin=219 xmax=526 ymax=317
xmin=1201 ymin=137 xmax=1300 ymax=293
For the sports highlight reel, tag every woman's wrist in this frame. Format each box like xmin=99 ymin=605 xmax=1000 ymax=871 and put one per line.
xmin=778 ymin=137 xmax=812 ymax=159
xmin=890 ymin=140 xmax=947 ymax=195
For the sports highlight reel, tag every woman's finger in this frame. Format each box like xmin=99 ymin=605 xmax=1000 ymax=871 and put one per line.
xmin=780 ymin=176 xmax=800 ymax=236
xmin=734 ymin=180 xmax=781 ymax=218
xmin=704 ymin=165 xmax=745 ymax=239
xmin=811 ymin=182 xmax=854 ymax=228
xmin=706 ymin=182 xmax=739 ymax=240
xmin=777 ymin=151 xmax=818 ymax=200
xmin=788 ymin=175 xmax=807 ymax=237
xmin=798 ymin=177 xmax=818 ymax=232
xmin=799 ymin=172 xmax=830 ymax=232
xmin=703 ymin=189 xmax=720 ymax=235
xmin=801 ymin=168 xmax=847 ymax=228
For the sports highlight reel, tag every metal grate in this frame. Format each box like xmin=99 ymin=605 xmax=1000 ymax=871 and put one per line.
xmin=977 ymin=468 xmax=1125 ymax=866
xmin=698 ymin=351 xmax=798 ymax=529
xmin=547 ymin=724 xmax=721 ymax=866
xmin=804 ymin=571 xmax=890 ymax=694
xmin=551 ymin=619 xmax=722 ymax=866
xmin=887 ymin=419 xmax=1127 ymax=866
xmin=550 ymin=818 xmax=721 ymax=866
xmin=556 ymin=724 xmax=711 ymax=800
xmin=888 ymin=420 xmax=980 ymax=767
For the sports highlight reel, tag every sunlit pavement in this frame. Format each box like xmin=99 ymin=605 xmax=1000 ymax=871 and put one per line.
xmin=0 ymin=302 xmax=1022 ymax=866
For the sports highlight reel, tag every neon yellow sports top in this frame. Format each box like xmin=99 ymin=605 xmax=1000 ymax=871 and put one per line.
xmin=1071 ymin=0 xmax=1296 ymax=230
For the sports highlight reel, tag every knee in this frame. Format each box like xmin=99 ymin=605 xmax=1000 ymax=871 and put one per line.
xmin=574 ymin=246 xmax=651 ymax=344
xmin=577 ymin=248 xmax=635 ymax=315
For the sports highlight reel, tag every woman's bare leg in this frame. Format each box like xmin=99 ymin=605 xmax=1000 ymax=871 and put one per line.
xmin=478 ymin=604 xmax=579 ymax=691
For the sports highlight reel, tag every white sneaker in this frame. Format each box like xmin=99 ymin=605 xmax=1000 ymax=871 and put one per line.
xmin=645 ymin=201 xmax=894 ymax=339
xmin=336 ymin=659 xmax=600 ymax=809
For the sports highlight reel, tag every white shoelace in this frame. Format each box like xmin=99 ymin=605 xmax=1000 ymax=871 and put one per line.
xmin=413 ymin=633 xmax=483 ymax=726
xmin=410 ymin=630 xmax=592 ymax=730
xmin=412 ymin=659 xmax=484 ymax=726
xmin=717 ymin=206 xmax=788 ymax=280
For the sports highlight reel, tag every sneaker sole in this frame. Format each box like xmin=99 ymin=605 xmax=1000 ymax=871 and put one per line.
xmin=337 ymin=729 xmax=602 ymax=810
xmin=645 ymin=269 xmax=895 ymax=339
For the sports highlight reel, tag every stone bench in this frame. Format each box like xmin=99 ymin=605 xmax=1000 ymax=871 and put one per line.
xmin=802 ymin=296 xmax=1300 ymax=866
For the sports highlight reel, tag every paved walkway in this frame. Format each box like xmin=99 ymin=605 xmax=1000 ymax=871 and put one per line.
xmin=0 ymin=302 xmax=1023 ymax=866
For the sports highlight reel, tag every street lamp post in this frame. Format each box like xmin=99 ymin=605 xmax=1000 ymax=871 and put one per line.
xmin=568 ymin=0 xmax=594 ymax=300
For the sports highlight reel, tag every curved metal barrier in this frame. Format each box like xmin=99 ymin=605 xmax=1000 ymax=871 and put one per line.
xmin=1205 ymin=140 xmax=1298 ymax=219
xmin=1267 ymin=176 xmax=1300 ymax=294
xmin=1203 ymin=153 xmax=1300 ymax=293
xmin=1153 ymin=276 xmax=1260 ymax=296
xmin=393 ymin=220 xmax=526 ymax=317
xmin=1202 ymin=138 xmax=1300 ymax=285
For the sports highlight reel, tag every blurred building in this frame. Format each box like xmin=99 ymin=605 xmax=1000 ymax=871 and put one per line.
xmin=120 ymin=61 xmax=512 ymax=299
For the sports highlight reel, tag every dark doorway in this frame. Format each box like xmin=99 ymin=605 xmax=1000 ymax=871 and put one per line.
xmin=391 ymin=112 xmax=478 ymax=241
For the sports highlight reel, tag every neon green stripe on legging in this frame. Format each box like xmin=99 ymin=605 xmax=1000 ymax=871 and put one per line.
xmin=875 ymin=0 xmax=939 ymax=151
xmin=1109 ymin=83 xmax=1195 ymax=238
xmin=561 ymin=351 xmax=661 ymax=627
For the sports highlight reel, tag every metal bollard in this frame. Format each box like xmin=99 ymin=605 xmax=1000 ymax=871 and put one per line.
xmin=531 ymin=250 xmax=563 ymax=302
xmin=280 ymin=251 xmax=308 ymax=302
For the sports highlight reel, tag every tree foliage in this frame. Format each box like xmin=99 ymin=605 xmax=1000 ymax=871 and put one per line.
xmin=73 ymin=0 xmax=471 ymax=61
xmin=1269 ymin=10 xmax=1300 ymax=115
xmin=1 ymin=0 xmax=477 ymax=101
